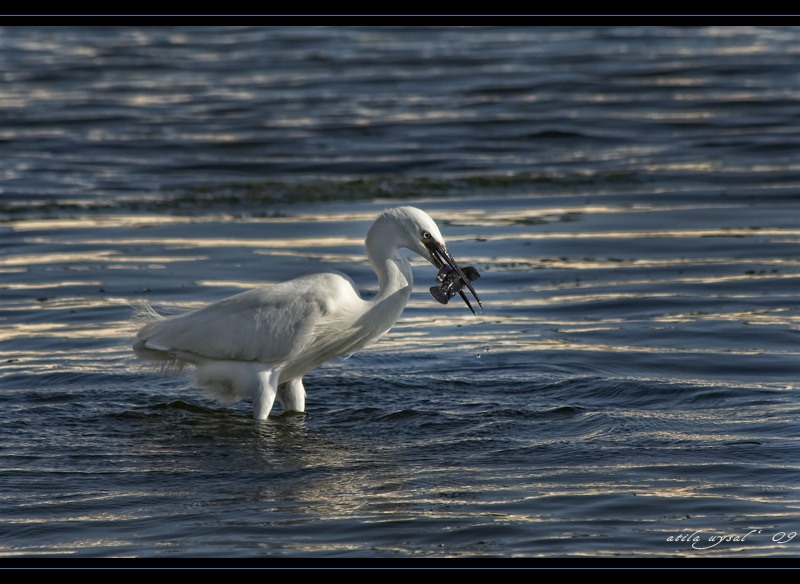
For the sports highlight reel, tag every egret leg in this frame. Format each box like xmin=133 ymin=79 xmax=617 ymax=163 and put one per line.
xmin=277 ymin=378 xmax=306 ymax=413
xmin=252 ymin=369 xmax=279 ymax=421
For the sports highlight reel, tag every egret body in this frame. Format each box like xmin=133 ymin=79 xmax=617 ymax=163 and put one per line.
xmin=133 ymin=206 xmax=481 ymax=420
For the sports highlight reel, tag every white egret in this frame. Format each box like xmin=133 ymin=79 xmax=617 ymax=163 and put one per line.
xmin=132 ymin=206 xmax=481 ymax=420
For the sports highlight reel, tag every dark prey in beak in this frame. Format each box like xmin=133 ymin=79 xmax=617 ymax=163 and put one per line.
xmin=424 ymin=240 xmax=482 ymax=315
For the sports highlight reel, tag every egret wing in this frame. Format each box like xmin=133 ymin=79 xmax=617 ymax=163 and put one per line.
xmin=137 ymin=273 xmax=359 ymax=364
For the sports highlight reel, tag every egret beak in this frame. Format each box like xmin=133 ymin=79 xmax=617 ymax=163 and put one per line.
xmin=424 ymin=240 xmax=482 ymax=315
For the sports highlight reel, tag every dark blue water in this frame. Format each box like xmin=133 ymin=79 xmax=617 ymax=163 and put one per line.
xmin=1 ymin=26 xmax=799 ymax=561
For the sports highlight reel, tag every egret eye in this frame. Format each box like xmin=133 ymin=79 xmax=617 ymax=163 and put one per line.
xmin=422 ymin=231 xmax=432 ymax=240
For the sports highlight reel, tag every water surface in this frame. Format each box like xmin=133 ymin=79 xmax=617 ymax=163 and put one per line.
xmin=1 ymin=25 xmax=799 ymax=561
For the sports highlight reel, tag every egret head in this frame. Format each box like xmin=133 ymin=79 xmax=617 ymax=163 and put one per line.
xmin=371 ymin=206 xmax=482 ymax=315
